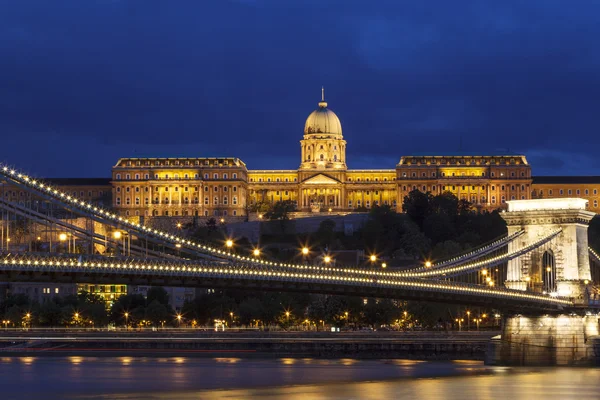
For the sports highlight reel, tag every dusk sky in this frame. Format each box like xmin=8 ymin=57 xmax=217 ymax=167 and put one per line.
xmin=2 ymin=0 xmax=600 ymax=177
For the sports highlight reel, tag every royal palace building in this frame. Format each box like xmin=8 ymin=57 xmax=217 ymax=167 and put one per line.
xmin=108 ymin=93 xmax=600 ymax=218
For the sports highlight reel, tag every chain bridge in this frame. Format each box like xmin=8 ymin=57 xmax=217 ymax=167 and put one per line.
xmin=0 ymin=163 xmax=598 ymax=312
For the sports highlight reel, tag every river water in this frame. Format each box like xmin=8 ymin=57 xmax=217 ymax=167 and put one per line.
xmin=0 ymin=357 xmax=598 ymax=399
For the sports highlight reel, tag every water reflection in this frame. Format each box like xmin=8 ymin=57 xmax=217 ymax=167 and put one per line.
xmin=0 ymin=357 xmax=597 ymax=399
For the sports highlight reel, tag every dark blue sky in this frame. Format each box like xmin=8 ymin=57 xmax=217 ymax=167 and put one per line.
xmin=1 ymin=0 xmax=600 ymax=177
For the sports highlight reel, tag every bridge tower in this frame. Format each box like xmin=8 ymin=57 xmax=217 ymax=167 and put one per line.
xmin=502 ymin=198 xmax=595 ymax=298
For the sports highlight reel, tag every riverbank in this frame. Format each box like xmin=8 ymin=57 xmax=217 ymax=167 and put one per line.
xmin=0 ymin=331 xmax=496 ymax=359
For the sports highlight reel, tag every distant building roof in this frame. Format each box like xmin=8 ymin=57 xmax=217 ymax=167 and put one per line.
xmin=398 ymin=155 xmax=529 ymax=166
xmin=45 ymin=178 xmax=111 ymax=186
xmin=532 ymin=176 xmax=600 ymax=184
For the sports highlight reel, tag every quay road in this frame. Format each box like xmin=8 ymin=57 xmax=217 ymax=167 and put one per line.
xmin=0 ymin=330 xmax=498 ymax=360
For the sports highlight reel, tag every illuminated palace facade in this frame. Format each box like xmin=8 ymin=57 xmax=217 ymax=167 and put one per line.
xmin=109 ymin=94 xmax=600 ymax=218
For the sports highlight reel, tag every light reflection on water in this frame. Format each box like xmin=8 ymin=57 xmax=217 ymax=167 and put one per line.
xmin=0 ymin=356 xmax=598 ymax=400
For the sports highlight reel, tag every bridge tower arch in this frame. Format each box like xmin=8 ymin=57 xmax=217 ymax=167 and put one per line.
xmin=502 ymin=198 xmax=595 ymax=298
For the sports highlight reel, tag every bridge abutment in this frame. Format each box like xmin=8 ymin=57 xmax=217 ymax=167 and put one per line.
xmin=502 ymin=198 xmax=595 ymax=298
xmin=486 ymin=313 xmax=600 ymax=366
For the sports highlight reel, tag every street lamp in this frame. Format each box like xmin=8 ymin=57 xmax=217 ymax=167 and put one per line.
xmin=323 ymin=255 xmax=331 ymax=264
xmin=176 ymin=314 xmax=182 ymax=327
xmin=253 ymin=248 xmax=260 ymax=257
xmin=466 ymin=311 xmax=471 ymax=331
xmin=285 ymin=311 xmax=290 ymax=322
xmin=225 ymin=239 xmax=233 ymax=249
xmin=112 ymin=231 xmax=122 ymax=240
xmin=302 ymin=247 xmax=309 ymax=255
xmin=381 ymin=262 xmax=387 ymax=268
xmin=124 ymin=312 xmax=129 ymax=329
xmin=425 ymin=261 xmax=432 ymax=268
xmin=220 ymin=218 xmax=225 ymax=224
xmin=176 ymin=222 xmax=182 ymax=229
xmin=370 ymin=254 xmax=377 ymax=262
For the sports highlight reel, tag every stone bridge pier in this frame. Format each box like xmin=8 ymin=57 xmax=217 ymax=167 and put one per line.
xmin=487 ymin=198 xmax=600 ymax=366
xmin=502 ymin=198 xmax=594 ymax=299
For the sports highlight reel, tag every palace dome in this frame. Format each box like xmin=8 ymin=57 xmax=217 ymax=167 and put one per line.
xmin=304 ymin=98 xmax=342 ymax=136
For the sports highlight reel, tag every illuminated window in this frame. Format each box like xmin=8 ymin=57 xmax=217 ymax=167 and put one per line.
xmin=55 ymin=288 xmax=59 ymax=294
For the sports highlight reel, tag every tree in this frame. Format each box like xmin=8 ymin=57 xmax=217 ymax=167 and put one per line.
xmin=146 ymin=287 xmax=169 ymax=306
xmin=402 ymin=189 xmax=433 ymax=228
xmin=265 ymin=200 xmax=297 ymax=233
xmin=145 ymin=300 xmax=169 ymax=327
xmin=38 ymin=301 xmax=63 ymax=327
xmin=363 ymin=298 xmax=401 ymax=327
xmin=315 ymin=219 xmax=336 ymax=248
xmin=237 ymin=297 xmax=264 ymax=326
xmin=109 ymin=294 xmax=146 ymax=325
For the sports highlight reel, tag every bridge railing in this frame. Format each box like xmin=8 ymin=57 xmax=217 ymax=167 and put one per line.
xmin=0 ymin=253 xmax=574 ymax=309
